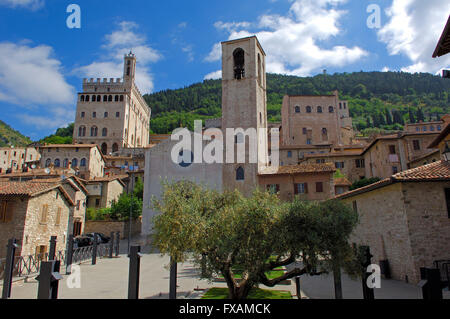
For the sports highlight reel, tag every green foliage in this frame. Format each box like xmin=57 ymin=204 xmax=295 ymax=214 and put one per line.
xmin=143 ymin=72 xmax=450 ymax=134
xmin=334 ymin=169 xmax=346 ymax=179
xmin=110 ymin=193 xmax=143 ymax=221
xmin=202 ymin=288 xmax=292 ymax=300
xmin=40 ymin=123 xmax=74 ymax=144
xmin=133 ymin=177 xmax=144 ymax=200
xmin=0 ymin=120 xmax=32 ymax=147
xmin=350 ymin=177 xmax=382 ymax=191
xmin=152 ymin=181 xmax=359 ymax=299
xmin=86 ymin=207 xmax=112 ymax=221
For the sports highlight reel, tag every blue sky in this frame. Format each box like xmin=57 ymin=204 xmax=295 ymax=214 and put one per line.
xmin=0 ymin=0 xmax=449 ymax=141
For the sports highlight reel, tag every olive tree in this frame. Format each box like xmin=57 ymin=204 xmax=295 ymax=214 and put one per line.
xmin=152 ymin=181 xmax=359 ymax=299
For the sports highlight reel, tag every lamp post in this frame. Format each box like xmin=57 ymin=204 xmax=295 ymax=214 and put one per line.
xmin=128 ymin=148 xmax=136 ymax=255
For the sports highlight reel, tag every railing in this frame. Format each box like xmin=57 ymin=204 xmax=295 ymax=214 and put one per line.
xmin=434 ymin=260 xmax=450 ymax=289
xmin=0 ymin=243 xmax=113 ymax=280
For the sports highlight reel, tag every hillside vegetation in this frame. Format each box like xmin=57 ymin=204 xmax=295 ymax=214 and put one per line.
xmin=143 ymin=72 xmax=450 ymax=134
xmin=0 ymin=120 xmax=32 ymax=147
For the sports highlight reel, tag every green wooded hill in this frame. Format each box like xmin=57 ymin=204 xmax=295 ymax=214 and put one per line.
xmin=144 ymin=71 xmax=450 ymax=134
xmin=0 ymin=120 xmax=32 ymax=147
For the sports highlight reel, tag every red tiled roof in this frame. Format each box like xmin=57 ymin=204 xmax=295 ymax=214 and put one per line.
xmin=259 ymin=163 xmax=336 ymax=175
xmin=0 ymin=181 xmax=57 ymax=196
xmin=334 ymin=177 xmax=352 ymax=186
xmin=336 ymin=160 xmax=450 ymax=199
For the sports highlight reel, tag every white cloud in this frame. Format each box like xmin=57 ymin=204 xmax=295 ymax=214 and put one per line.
xmin=0 ymin=42 xmax=74 ymax=106
xmin=74 ymin=21 xmax=161 ymax=93
xmin=204 ymin=70 xmax=222 ymax=80
xmin=378 ymin=0 xmax=450 ymax=73
xmin=204 ymin=0 xmax=368 ymax=77
xmin=0 ymin=0 xmax=44 ymax=10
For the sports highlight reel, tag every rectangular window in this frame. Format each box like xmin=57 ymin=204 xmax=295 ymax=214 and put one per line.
xmin=55 ymin=207 xmax=62 ymax=226
xmin=355 ymin=159 xmax=365 ymax=168
xmin=0 ymin=201 xmax=7 ymax=222
xmin=335 ymin=162 xmax=345 ymax=169
xmin=316 ymin=182 xmax=324 ymax=193
xmin=287 ymin=151 xmax=292 ymax=158
xmin=95 ymin=199 xmax=100 ymax=207
xmin=389 ymin=145 xmax=396 ymax=155
xmin=413 ymin=140 xmax=421 ymax=151
xmin=40 ymin=204 xmax=48 ymax=224
xmin=116 ymin=112 xmax=120 ymax=118
xmin=392 ymin=166 xmax=398 ymax=174
xmin=307 ymin=139 xmax=312 ymax=145
xmin=445 ymin=189 xmax=450 ymax=218
xmin=316 ymin=159 xmax=325 ymax=164
xmin=266 ymin=184 xmax=280 ymax=194
xmin=294 ymin=183 xmax=308 ymax=195
xmin=303 ymin=128 xmax=307 ymax=135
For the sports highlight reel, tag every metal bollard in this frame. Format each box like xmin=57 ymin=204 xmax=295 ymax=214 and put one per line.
xmin=295 ymin=276 xmax=302 ymax=300
xmin=115 ymin=231 xmax=120 ymax=257
xmin=92 ymin=234 xmax=98 ymax=265
xmin=360 ymin=246 xmax=375 ymax=300
xmin=2 ymin=238 xmax=18 ymax=299
xmin=36 ymin=261 xmax=63 ymax=299
xmin=109 ymin=232 xmax=114 ymax=259
xmin=128 ymin=246 xmax=142 ymax=299
xmin=169 ymin=257 xmax=177 ymax=300
xmin=418 ymin=268 xmax=443 ymax=300
xmin=49 ymin=236 xmax=57 ymax=261
xmin=66 ymin=235 xmax=74 ymax=275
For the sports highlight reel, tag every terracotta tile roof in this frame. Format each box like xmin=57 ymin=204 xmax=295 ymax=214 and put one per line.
xmin=336 ymin=160 xmax=450 ymax=199
xmin=334 ymin=177 xmax=352 ymax=186
xmin=259 ymin=163 xmax=336 ymax=175
xmin=0 ymin=181 xmax=57 ymax=196
xmin=40 ymin=144 xmax=98 ymax=148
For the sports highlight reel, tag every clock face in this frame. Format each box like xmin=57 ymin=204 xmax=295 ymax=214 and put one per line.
xmin=178 ymin=150 xmax=194 ymax=168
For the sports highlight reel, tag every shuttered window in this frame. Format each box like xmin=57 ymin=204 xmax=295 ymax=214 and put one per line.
xmin=40 ymin=204 xmax=49 ymax=224
xmin=55 ymin=207 xmax=62 ymax=226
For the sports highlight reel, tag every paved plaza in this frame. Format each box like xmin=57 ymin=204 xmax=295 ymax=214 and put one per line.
xmin=4 ymin=250 xmax=449 ymax=300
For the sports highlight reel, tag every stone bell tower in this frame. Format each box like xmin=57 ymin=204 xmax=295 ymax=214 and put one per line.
xmin=221 ymin=36 xmax=269 ymax=196
xmin=124 ymin=51 xmax=137 ymax=85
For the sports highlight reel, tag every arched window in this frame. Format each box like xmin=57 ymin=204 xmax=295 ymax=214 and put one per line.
xmin=80 ymin=158 xmax=87 ymax=167
xmin=108 ymin=95 xmax=112 ymax=102
xmin=63 ymin=158 xmax=69 ymax=168
xmin=295 ymin=106 xmax=300 ymax=113
xmin=131 ymin=134 xmax=134 ymax=144
xmin=236 ymin=166 xmax=245 ymax=181
xmin=137 ymin=138 xmax=141 ymax=146
xmin=54 ymin=159 xmax=61 ymax=168
xmin=97 ymin=95 xmax=101 ymax=102
xmin=115 ymin=95 xmax=119 ymax=102
xmin=102 ymin=128 xmax=107 ymax=137
xmin=127 ymin=67 xmax=130 ymax=76
xmin=103 ymin=95 xmax=108 ymax=102
xmin=233 ymin=48 xmax=245 ymax=80
xmin=93 ymin=112 xmax=96 ymax=118
xmin=91 ymin=126 xmax=98 ymax=137
xmin=112 ymin=143 xmax=119 ymax=153
xmin=120 ymin=95 xmax=124 ymax=102
xmin=101 ymin=143 xmax=107 ymax=155
xmin=72 ymin=158 xmax=78 ymax=168
xmin=45 ymin=159 xmax=51 ymax=167
xmin=317 ymin=106 xmax=323 ymax=113
xmin=306 ymin=106 xmax=312 ymax=113
xmin=85 ymin=95 xmax=90 ymax=102
xmin=80 ymin=95 xmax=85 ymax=102
xmin=78 ymin=126 xmax=84 ymax=137
xmin=329 ymin=106 xmax=334 ymax=113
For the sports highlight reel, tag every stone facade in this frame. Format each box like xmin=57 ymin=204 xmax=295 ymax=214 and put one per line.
xmin=73 ymin=53 xmax=151 ymax=154
xmin=221 ymin=36 xmax=269 ymax=197
xmin=341 ymin=181 xmax=450 ymax=284
xmin=0 ymin=186 xmax=73 ymax=258
xmin=281 ymin=92 xmax=353 ymax=147
xmin=39 ymin=145 xmax=105 ymax=180
xmin=0 ymin=147 xmax=40 ymax=174
xmin=85 ymin=178 xmax=125 ymax=209
xmin=84 ymin=219 xmax=141 ymax=239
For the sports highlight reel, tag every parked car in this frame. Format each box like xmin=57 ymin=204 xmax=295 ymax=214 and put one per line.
xmin=74 ymin=235 xmax=93 ymax=248
xmin=84 ymin=233 xmax=111 ymax=244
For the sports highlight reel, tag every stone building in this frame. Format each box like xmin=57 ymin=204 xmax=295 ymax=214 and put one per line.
xmin=258 ymin=163 xmax=336 ymax=202
xmin=73 ymin=52 xmax=151 ymax=154
xmin=221 ymin=36 xmax=269 ymax=196
xmin=39 ymin=144 xmax=106 ymax=180
xmin=0 ymin=147 xmax=40 ymax=174
xmin=0 ymin=181 xmax=75 ymax=258
xmin=83 ymin=176 xmax=126 ymax=209
xmin=281 ymin=91 xmax=353 ymax=148
xmin=362 ymin=131 xmax=440 ymax=179
xmin=337 ymin=161 xmax=450 ymax=284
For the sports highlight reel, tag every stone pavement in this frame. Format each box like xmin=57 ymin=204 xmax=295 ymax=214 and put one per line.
xmin=5 ymin=250 xmax=449 ymax=299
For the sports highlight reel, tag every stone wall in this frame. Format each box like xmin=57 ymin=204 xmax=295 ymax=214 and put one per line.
xmin=0 ymin=198 xmax=28 ymax=258
xmin=84 ymin=219 xmax=142 ymax=239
